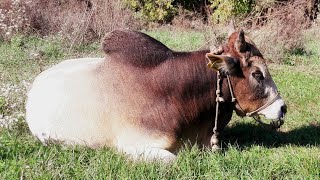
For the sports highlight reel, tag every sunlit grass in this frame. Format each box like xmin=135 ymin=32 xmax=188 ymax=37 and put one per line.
xmin=0 ymin=29 xmax=319 ymax=179
xmin=146 ymin=29 xmax=207 ymax=51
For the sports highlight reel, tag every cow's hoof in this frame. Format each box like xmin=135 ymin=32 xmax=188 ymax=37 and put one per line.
xmin=211 ymin=144 xmax=221 ymax=152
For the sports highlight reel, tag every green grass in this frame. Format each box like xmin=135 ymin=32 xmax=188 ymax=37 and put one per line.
xmin=1 ymin=125 xmax=319 ymax=179
xmin=0 ymin=29 xmax=320 ymax=179
xmin=146 ymin=29 xmax=207 ymax=51
xmin=0 ymin=35 xmax=102 ymax=83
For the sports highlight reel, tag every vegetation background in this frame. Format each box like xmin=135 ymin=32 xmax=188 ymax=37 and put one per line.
xmin=0 ymin=0 xmax=319 ymax=179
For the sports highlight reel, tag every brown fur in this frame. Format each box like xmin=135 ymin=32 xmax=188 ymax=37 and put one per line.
xmin=26 ymin=28 xmax=285 ymax=161
xmin=102 ymin=29 xmax=173 ymax=68
xmin=225 ymin=31 xmax=273 ymax=114
xmin=100 ymin=29 xmax=280 ymax=150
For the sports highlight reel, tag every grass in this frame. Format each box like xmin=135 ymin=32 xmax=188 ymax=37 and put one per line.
xmin=0 ymin=28 xmax=320 ymax=179
xmin=146 ymin=29 xmax=208 ymax=51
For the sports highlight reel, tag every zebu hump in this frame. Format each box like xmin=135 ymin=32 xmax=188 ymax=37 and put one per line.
xmin=102 ymin=29 xmax=173 ymax=68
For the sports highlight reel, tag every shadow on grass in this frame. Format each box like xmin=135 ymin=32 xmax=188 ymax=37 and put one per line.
xmin=221 ymin=123 xmax=320 ymax=149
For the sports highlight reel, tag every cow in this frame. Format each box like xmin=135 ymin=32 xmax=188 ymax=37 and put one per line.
xmin=25 ymin=27 xmax=287 ymax=162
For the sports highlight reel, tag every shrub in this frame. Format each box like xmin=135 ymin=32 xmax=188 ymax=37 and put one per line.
xmin=28 ymin=0 xmax=136 ymax=43
xmin=171 ymin=8 xmax=207 ymax=30
xmin=0 ymin=0 xmax=137 ymax=43
xmin=248 ymin=0 xmax=310 ymax=64
xmin=209 ymin=0 xmax=253 ymax=24
xmin=125 ymin=0 xmax=177 ymax=22
xmin=0 ymin=0 xmax=31 ymax=41
xmin=124 ymin=0 xmax=254 ymax=24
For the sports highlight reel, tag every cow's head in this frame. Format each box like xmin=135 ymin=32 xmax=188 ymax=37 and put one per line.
xmin=206 ymin=28 xmax=287 ymax=128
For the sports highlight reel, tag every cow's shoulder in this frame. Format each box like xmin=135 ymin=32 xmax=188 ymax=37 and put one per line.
xmin=102 ymin=29 xmax=173 ymax=68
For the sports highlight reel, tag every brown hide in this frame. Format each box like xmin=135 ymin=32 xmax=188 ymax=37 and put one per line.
xmin=204 ymin=29 xmax=274 ymax=116
xmin=100 ymin=29 xmax=284 ymax=151
xmin=221 ymin=30 xmax=263 ymax=66
xmin=102 ymin=29 xmax=173 ymax=68
xmin=101 ymin=30 xmax=236 ymax=149
xmin=25 ymin=28 xmax=284 ymax=161
xmin=211 ymin=30 xmax=274 ymax=114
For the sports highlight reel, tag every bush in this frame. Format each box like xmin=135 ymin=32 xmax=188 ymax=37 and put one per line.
xmin=0 ymin=0 xmax=137 ymax=43
xmin=125 ymin=0 xmax=177 ymax=22
xmin=125 ymin=0 xmax=254 ymax=24
xmin=209 ymin=0 xmax=253 ymax=24
xmin=0 ymin=0 xmax=31 ymax=41
xmin=28 ymin=0 xmax=137 ymax=43
xmin=171 ymin=8 xmax=207 ymax=30
xmin=248 ymin=0 xmax=310 ymax=64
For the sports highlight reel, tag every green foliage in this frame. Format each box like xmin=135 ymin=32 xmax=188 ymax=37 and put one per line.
xmin=210 ymin=0 xmax=253 ymax=23
xmin=125 ymin=0 xmax=177 ymax=22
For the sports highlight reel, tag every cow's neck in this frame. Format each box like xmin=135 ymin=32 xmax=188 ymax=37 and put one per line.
xmin=149 ymin=50 xmax=214 ymax=101
xmin=165 ymin=50 xmax=235 ymax=145
xmin=144 ymin=50 xmax=227 ymax=145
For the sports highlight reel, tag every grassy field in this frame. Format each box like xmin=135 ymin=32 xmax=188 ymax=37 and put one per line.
xmin=0 ymin=29 xmax=319 ymax=179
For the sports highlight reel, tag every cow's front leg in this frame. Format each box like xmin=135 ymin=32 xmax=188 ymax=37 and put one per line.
xmin=122 ymin=147 xmax=176 ymax=163
xmin=140 ymin=148 xmax=176 ymax=163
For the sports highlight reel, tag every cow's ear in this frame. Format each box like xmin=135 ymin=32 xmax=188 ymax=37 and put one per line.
xmin=206 ymin=53 xmax=238 ymax=74
xmin=235 ymin=29 xmax=247 ymax=52
xmin=228 ymin=19 xmax=236 ymax=37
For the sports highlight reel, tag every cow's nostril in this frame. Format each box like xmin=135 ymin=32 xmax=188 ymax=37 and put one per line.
xmin=281 ymin=104 xmax=287 ymax=115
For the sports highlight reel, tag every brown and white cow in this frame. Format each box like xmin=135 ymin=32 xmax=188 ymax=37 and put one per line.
xmin=26 ymin=28 xmax=286 ymax=162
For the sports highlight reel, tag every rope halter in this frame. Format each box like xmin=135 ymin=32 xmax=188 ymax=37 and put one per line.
xmin=208 ymin=65 xmax=283 ymax=150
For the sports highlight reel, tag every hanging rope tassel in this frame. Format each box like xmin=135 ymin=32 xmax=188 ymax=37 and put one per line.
xmin=211 ymin=71 xmax=224 ymax=151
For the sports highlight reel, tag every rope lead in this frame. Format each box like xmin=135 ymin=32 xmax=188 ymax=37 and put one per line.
xmin=211 ymin=71 xmax=223 ymax=150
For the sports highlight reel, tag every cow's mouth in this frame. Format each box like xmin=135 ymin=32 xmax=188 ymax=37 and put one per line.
xmin=253 ymin=115 xmax=284 ymax=130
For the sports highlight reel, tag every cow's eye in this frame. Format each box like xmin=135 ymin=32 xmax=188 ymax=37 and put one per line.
xmin=252 ymin=70 xmax=264 ymax=81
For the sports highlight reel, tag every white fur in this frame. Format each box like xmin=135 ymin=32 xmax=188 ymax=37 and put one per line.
xmin=26 ymin=57 xmax=174 ymax=161
xmin=26 ymin=58 xmax=110 ymax=145
xmin=257 ymin=80 xmax=285 ymax=119
xmin=122 ymin=147 xmax=176 ymax=163
xmin=258 ymin=98 xmax=285 ymax=119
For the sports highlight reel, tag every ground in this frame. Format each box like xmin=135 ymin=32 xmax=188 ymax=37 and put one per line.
xmin=0 ymin=29 xmax=319 ymax=179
